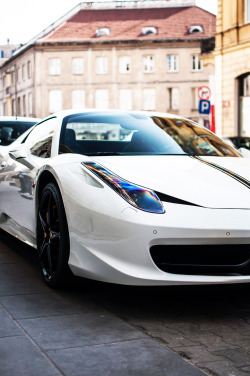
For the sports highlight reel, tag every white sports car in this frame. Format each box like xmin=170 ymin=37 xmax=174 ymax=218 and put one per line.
xmin=0 ymin=109 xmax=250 ymax=287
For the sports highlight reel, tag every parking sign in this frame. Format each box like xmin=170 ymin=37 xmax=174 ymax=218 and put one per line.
xmin=199 ymin=100 xmax=211 ymax=114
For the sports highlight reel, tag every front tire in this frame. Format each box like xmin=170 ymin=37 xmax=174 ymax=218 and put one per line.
xmin=37 ymin=182 xmax=72 ymax=287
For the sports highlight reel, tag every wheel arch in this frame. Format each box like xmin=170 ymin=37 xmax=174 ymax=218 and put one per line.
xmin=35 ymin=169 xmax=66 ymax=226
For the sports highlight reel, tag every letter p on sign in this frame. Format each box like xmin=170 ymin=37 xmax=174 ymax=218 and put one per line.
xmin=199 ymin=100 xmax=211 ymax=114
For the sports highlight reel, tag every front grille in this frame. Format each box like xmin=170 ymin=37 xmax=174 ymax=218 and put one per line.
xmin=150 ymin=244 xmax=250 ymax=276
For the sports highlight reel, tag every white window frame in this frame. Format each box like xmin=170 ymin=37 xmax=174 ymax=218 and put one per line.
xmin=72 ymin=58 xmax=84 ymax=75
xmin=167 ymin=55 xmax=179 ymax=73
xmin=95 ymin=89 xmax=109 ymax=109
xmin=119 ymin=56 xmax=131 ymax=74
xmin=191 ymin=55 xmax=203 ymax=72
xmin=72 ymin=90 xmax=86 ymax=109
xmin=119 ymin=89 xmax=132 ymax=110
xmin=95 ymin=57 xmax=108 ymax=75
xmin=142 ymin=88 xmax=156 ymax=111
xmin=246 ymin=0 xmax=250 ymax=22
xmin=22 ymin=64 xmax=25 ymax=81
xmin=143 ymin=55 xmax=154 ymax=73
xmin=191 ymin=87 xmax=199 ymax=110
xmin=27 ymin=61 xmax=31 ymax=79
xmin=168 ymin=88 xmax=179 ymax=110
xmin=49 ymin=90 xmax=62 ymax=113
xmin=28 ymin=92 xmax=32 ymax=116
xmin=48 ymin=58 xmax=61 ymax=76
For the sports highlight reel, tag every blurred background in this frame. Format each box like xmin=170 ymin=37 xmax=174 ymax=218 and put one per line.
xmin=0 ymin=0 xmax=249 ymax=148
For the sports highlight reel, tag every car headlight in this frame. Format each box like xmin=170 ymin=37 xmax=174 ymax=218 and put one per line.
xmin=82 ymin=161 xmax=165 ymax=214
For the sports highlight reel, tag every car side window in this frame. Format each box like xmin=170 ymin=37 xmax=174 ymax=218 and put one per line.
xmin=24 ymin=117 xmax=57 ymax=158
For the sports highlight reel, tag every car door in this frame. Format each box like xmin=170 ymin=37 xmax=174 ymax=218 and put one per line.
xmin=0 ymin=117 xmax=57 ymax=236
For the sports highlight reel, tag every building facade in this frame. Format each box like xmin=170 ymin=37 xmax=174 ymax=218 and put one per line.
xmin=0 ymin=42 xmax=19 ymax=67
xmin=214 ymin=0 xmax=250 ymax=136
xmin=0 ymin=0 xmax=215 ymax=123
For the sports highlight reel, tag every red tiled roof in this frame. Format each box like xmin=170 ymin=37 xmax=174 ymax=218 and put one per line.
xmin=38 ymin=6 xmax=215 ymax=43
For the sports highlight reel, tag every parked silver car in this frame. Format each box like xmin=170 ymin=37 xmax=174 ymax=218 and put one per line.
xmin=0 ymin=116 xmax=40 ymax=146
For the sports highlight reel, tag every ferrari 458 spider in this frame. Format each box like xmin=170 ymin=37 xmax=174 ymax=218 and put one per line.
xmin=0 ymin=109 xmax=250 ymax=287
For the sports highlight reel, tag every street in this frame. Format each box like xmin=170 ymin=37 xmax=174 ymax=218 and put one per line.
xmin=1 ymin=229 xmax=250 ymax=376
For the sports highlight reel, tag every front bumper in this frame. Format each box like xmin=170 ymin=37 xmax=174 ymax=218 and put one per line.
xmin=67 ymin=200 xmax=250 ymax=286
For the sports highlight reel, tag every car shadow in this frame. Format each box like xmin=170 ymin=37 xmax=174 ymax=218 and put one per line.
xmin=1 ymin=228 xmax=249 ymax=320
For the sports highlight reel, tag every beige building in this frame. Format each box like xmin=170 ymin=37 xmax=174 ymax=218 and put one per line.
xmin=0 ymin=42 xmax=20 ymax=67
xmin=214 ymin=0 xmax=250 ymax=136
xmin=0 ymin=0 xmax=215 ymax=123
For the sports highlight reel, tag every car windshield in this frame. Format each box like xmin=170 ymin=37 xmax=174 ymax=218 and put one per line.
xmin=59 ymin=112 xmax=241 ymax=157
xmin=0 ymin=121 xmax=37 ymax=146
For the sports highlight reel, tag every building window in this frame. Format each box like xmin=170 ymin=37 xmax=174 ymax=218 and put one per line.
xmin=22 ymin=64 xmax=25 ymax=80
xmin=142 ymin=88 xmax=156 ymax=110
xmin=95 ymin=57 xmax=108 ymax=74
xmin=11 ymin=70 xmax=15 ymax=85
xmin=239 ymin=73 xmax=250 ymax=136
xmin=95 ymin=89 xmax=109 ymax=109
xmin=119 ymin=89 xmax=132 ymax=110
xmin=167 ymin=55 xmax=179 ymax=72
xmin=11 ymin=99 xmax=15 ymax=116
xmin=0 ymin=50 xmax=4 ymax=58
xmin=72 ymin=58 xmax=84 ymax=75
xmin=28 ymin=93 xmax=32 ymax=116
xmin=189 ymin=25 xmax=204 ymax=34
xmin=96 ymin=28 xmax=110 ymax=37
xmin=49 ymin=90 xmax=62 ymax=113
xmin=17 ymin=97 xmax=21 ymax=115
xmin=168 ymin=88 xmax=179 ymax=110
xmin=23 ymin=95 xmax=26 ymax=116
xmin=191 ymin=55 xmax=203 ymax=72
xmin=3 ymin=102 xmax=7 ymax=116
xmin=3 ymin=75 xmax=6 ymax=88
xmin=143 ymin=56 xmax=154 ymax=73
xmin=17 ymin=67 xmax=20 ymax=83
xmin=191 ymin=87 xmax=199 ymax=109
xmin=48 ymin=58 xmax=61 ymax=75
xmin=246 ymin=0 xmax=250 ymax=22
xmin=142 ymin=27 xmax=157 ymax=36
xmin=27 ymin=61 xmax=31 ymax=79
xmin=119 ymin=56 xmax=131 ymax=74
xmin=72 ymin=90 xmax=85 ymax=109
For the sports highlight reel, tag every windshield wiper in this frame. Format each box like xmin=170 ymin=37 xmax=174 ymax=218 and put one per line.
xmin=83 ymin=152 xmax=122 ymax=156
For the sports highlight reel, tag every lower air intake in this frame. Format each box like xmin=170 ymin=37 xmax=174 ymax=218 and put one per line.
xmin=150 ymin=244 xmax=250 ymax=276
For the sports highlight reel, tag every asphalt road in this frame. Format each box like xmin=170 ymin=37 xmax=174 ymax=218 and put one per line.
xmin=1 ymin=229 xmax=250 ymax=376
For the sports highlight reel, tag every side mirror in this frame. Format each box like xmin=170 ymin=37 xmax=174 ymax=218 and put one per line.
xmin=9 ymin=145 xmax=34 ymax=169
xmin=238 ymin=147 xmax=250 ymax=158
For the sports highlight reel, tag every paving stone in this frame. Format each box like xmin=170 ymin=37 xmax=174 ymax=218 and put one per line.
xmin=198 ymin=359 xmax=249 ymax=376
xmin=0 ymin=292 xmax=103 ymax=319
xmin=0 ymin=306 xmax=23 ymax=337
xmin=0 ymin=275 xmax=49 ymax=296
xmin=142 ymin=327 xmax=200 ymax=348
xmin=47 ymin=338 xmax=207 ymax=376
xmin=0 ymin=335 xmax=58 ymax=376
xmin=213 ymin=348 xmax=250 ymax=367
xmin=18 ymin=312 xmax=148 ymax=350
xmin=173 ymin=345 xmax=225 ymax=364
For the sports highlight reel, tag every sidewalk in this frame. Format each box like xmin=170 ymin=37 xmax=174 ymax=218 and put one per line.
xmin=0 ymin=229 xmax=206 ymax=376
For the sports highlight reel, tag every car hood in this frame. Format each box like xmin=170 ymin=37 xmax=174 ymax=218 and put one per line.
xmin=92 ymin=155 xmax=250 ymax=209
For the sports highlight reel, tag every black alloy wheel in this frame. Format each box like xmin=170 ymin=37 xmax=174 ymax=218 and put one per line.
xmin=37 ymin=182 xmax=72 ymax=287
